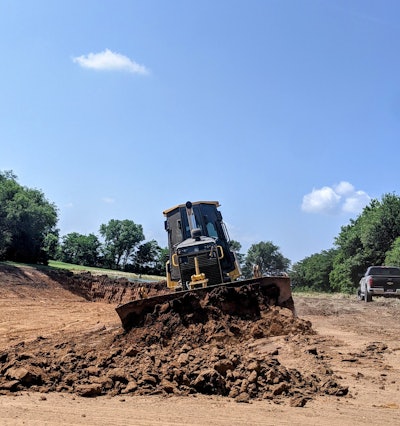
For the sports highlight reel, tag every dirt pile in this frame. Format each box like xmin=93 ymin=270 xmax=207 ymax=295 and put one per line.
xmin=0 ymin=267 xmax=349 ymax=405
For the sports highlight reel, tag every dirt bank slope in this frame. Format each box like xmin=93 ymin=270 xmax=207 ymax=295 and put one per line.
xmin=0 ymin=264 xmax=399 ymax=425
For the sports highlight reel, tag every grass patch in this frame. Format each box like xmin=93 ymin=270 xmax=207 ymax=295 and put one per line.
xmin=0 ymin=260 xmax=164 ymax=282
xmin=47 ymin=260 xmax=164 ymax=281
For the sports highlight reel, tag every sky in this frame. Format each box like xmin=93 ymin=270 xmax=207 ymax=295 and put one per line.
xmin=1 ymin=0 xmax=399 ymax=264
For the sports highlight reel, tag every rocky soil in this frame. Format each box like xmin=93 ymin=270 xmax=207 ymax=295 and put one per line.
xmin=0 ymin=264 xmax=399 ymax=425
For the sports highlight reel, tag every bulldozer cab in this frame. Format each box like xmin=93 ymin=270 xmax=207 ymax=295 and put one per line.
xmin=164 ymin=201 xmax=224 ymax=244
xmin=163 ymin=201 xmax=239 ymax=288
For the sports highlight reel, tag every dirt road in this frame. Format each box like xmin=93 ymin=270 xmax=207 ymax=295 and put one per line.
xmin=0 ymin=265 xmax=399 ymax=425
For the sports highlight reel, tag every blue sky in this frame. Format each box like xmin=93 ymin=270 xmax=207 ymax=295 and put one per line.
xmin=1 ymin=1 xmax=399 ymax=264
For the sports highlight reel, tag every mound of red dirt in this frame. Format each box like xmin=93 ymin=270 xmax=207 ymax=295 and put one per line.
xmin=0 ymin=268 xmax=348 ymax=405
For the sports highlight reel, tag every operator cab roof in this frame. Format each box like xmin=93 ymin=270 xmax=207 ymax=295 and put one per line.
xmin=163 ymin=201 xmax=220 ymax=216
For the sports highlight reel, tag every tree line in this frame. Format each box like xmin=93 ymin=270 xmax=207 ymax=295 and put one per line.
xmin=0 ymin=171 xmax=289 ymax=277
xmin=3 ymin=170 xmax=400 ymax=292
xmin=0 ymin=171 xmax=164 ymax=273
xmin=291 ymin=193 xmax=400 ymax=292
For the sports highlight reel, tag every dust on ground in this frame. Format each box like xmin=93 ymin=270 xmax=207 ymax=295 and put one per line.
xmin=0 ymin=264 xmax=399 ymax=425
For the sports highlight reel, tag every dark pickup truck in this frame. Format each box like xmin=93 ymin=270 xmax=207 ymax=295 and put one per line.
xmin=358 ymin=266 xmax=400 ymax=302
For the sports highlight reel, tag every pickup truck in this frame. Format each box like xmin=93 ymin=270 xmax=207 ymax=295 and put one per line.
xmin=358 ymin=266 xmax=400 ymax=302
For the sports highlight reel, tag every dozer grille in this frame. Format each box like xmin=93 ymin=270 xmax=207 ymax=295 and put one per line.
xmin=179 ymin=252 xmax=223 ymax=287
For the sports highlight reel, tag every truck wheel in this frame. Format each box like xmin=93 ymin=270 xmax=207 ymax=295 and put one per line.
xmin=364 ymin=290 xmax=372 ymax=302
xmin=357 ymin=289 xmax=363 ymax=301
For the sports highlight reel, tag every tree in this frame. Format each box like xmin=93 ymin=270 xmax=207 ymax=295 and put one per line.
xmin=385 ymin=237 xmax=400 ymax=266
xmin=290 ymin=249 xmax=335 ymax=292
xmin=242 ymin=241 xmax=290 ymax=278
xmin=361 ymin=194 xmax=400 ymax=262
xmin=229 ymin=239 xmax=245 ymax=270
xmin=59 ymin=232 xmax=101 ymax=266
xmin=0 ymin=170 xmax=58 ymax=263
xmin=330 ymin=193 xmax=400 ymax=292
xmin=42 ymin=230 xmax=60 ymax=260
xmin=0 ymin=171 xmax=18 ymax=257
xmin=99 ymin=219 xmax=145 ymax=269
xmin=329 ymin=218 xmax=365 ymax=292
xmin=133 ymin=240 xmax=161 ymax=274
xmin=229 ymin=240 xmax=242 ymax=252
xmin=157 ymin=247 xmax=169 ymax=276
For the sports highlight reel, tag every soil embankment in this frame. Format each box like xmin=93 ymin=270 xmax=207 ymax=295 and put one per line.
xmin=0 ymin=264 xmax=399 ymax=425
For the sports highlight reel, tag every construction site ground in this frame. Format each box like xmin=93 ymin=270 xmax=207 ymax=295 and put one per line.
xmin=0 ymin=264 xmax=399 ymax=425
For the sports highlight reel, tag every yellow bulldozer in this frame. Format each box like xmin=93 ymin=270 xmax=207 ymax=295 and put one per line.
xmin=116 ymin=201 xmax=294 ymax=330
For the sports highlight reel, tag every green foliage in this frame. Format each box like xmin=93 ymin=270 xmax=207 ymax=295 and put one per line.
xmin=157 ymin=247 xmax=169 ymax=275
xmin=59 ymin=232 xmax=101 ymax=266
xmin=0 ymin=170 xmax=58 ymax=263
xmin=99 ymin=219 xmax=145 ymax=269
xmin=229 ymin=240 xmax=241 ymax=252
xmin=290 ymin=249 xmax=335 ymax=292
xmin=330 ymin=193 xmax=400 ymax=292
xmin=0 ymin=171 xmax=18 ymax=256
xmin=242 ymin=241 xmax=290 ymax=278
xmin=133 ymin=240 xmax=161 ymax=274
xmin=385 ymin=237 xmax=400 ymax=266
xmin=42 ymin=231 xmax=60 ymax=259
xmin=229 ymin=239 xmax=245 ymax=269
xmin=329 ymin=257 xmax=360 ymax=293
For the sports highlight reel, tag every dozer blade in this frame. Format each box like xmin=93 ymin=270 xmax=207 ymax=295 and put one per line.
xmin=116 ymin=276 xmax=294 ymax=331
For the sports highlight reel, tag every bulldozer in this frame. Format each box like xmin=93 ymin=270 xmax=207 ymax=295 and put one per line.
xmin=116 ymin=201 xmax=294 ymax=330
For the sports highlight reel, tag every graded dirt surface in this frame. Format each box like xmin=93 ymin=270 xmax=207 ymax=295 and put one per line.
xmin=0 ymin=264 xmax=399 ymax=425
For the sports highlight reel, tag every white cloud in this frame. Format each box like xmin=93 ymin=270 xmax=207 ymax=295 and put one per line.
xmin=342 ymin=191 xmax=371 ymax=213
xmin=302 ymin=186 xmax=341 ymax=214
xmin=72 ymin=49 xmax=149 ymax=75
xmin=302 ymin=181 xmax=371 ymax=215
xmin=334 ymin=181 xmax=354 ymax=196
